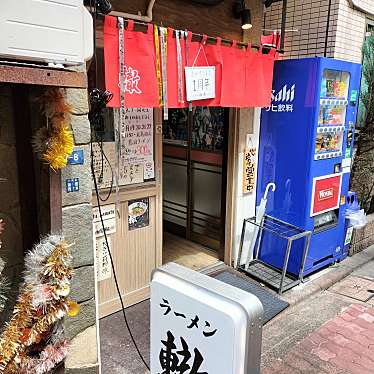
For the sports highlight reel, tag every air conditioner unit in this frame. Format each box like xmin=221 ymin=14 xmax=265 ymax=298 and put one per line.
xmin=0 ymin=0 xmax=93 ymax=66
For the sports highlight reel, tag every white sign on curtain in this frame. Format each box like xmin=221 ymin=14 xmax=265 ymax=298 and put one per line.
xmin=185 ymin=66 xmax=216 ymax=101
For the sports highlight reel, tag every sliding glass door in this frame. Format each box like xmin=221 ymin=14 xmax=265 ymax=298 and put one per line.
xmin=162 ymin=107 xmax=228 ymax=253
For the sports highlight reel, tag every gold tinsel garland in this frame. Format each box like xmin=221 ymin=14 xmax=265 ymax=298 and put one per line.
xmin=32 ymin=88 xmax=74 ymax=171
xmin=0 ymin=237 xmax=79 ymax=373
xmin=0 ymin=219 xmax=8 ymax=312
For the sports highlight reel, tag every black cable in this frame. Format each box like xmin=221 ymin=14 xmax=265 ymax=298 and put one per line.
xmin=86 ymin=2 xmax=150 ymax=371
xmin=96 ymin=136 xmax=114 ymax=202
xmin=88 ymin=93 xmax=150 ymax=373
xmin=91 ymin=137 xmax=150 ymax=371
xmin=324 ymin=0 xmax=332 ymax=57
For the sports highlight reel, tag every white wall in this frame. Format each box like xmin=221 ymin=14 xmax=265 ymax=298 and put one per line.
xmin=334 ymin=0 xmax=369 ymax=63
xmin=233 ymin=108 xmax=262 ymax=266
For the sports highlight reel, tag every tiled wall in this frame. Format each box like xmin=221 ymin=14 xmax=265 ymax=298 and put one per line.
xmin=264 ymin=0 xmax=371 ymax=63
xmin=334 ymin=0 xmax=368 ymax=62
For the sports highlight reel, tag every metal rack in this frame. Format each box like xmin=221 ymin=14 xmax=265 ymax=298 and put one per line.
xmin=237 ymin=215 xmax=311 ymax=294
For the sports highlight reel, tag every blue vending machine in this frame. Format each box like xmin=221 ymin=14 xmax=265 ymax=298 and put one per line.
xmin=257 ymin=57 xmax=361 ymax=277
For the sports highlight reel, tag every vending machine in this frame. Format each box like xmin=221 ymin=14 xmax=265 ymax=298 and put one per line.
xmin=257 ymin=57 xmax=361 ymax=277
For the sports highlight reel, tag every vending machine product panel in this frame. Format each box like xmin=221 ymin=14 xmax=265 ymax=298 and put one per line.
xmin=257 ymin=57 xmax=361 ymax=276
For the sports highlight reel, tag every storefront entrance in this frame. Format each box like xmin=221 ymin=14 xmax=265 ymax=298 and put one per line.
xmin=162 ymin=107 xmax=228 ymax=269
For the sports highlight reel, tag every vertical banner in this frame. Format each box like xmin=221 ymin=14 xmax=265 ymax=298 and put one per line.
xmin=96 ymin=237 xmax=112 ymax=282
xmin=243 ymin=148 xmax=257 ymax=194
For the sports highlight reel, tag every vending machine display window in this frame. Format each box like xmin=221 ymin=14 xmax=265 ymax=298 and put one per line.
xmin=321 ymin=69 xmax=350 ymax=99
xmin=314 ymin=131 xmax=344 ymax=159
xmin=315 ymin=69 xmax=350 ymax=160
xmin=318 ymin=103 xmax=347 ymax=126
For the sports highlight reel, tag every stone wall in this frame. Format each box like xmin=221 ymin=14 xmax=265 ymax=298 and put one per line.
xmin=350 ymin=213 xmax=374 ymax=256
xmin=62 ymin=80 xmax=99 ymax=373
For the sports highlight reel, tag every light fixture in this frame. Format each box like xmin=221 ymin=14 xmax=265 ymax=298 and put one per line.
xmin=84 ymin=0 xmax=113 ymax=15
xmin=96 ymin=0 xmax=112 ymax=15
xmin=233 ymin=1 xmax=252 ymax=30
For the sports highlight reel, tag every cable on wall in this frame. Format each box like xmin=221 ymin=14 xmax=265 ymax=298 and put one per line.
xmin=87 ymin=2 xmax=151 ymax=371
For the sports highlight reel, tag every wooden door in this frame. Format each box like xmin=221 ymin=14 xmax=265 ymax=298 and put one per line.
xmin=96 ymin=109 xmax=163 ymax=318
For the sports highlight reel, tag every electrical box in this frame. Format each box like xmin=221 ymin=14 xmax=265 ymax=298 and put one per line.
xmin=0 ymin=0 xmax=93 ymax=65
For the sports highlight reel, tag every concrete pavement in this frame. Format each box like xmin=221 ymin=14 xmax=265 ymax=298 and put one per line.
xmin=100 ymin=246 xmax=374 ymax=373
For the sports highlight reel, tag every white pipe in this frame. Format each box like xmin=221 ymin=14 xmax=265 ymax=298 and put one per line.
xmin=109 ymin=0 xmax=156 ymax=23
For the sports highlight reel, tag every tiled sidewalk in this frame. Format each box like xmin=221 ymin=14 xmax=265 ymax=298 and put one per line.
xmin=263 ymin=293 xmax=374 ymax=374
xmin=263 ymin=304 xmax=374 ymax=374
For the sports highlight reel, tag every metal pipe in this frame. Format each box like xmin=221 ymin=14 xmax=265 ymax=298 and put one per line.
xmin=99 ymin=15 xmax=285 ymax=53
xmin=109 ymin=0 xmax=156 ymax=23
xmin=279 ymin=0 xmax=288 ymax=53
xmin=299 ymin=233 xmax=311 ymax=283
xmin=236 ymin=219 xmax=247 ymax=268
xmin=324 ymin=0 xmax=332 ymax=57
xmin=279 ymin=238 xmax=292 ymax=294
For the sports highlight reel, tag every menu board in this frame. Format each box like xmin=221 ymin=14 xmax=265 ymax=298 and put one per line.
xmin=120 ymin=108 xmax=154 ymax=181
xmin=92 ymin=108 xmax=155 ymax=189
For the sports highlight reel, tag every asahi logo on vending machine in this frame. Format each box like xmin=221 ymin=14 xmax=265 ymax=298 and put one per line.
xmin=266 ymin=84 xmax=296 ymax=113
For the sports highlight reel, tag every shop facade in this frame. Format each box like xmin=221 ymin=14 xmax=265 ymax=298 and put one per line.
xmin=92 ymin=0 xmax=274 ymax=318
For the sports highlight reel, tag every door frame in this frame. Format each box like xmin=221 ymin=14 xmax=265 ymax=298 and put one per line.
xmin=160 ymin=107 xmax=238 ymax=265
xmin=224 ymin=108 xmax=239 ymax=266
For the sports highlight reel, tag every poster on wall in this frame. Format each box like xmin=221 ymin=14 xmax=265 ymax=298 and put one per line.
xmin=96 ymin=236 xmax=112 ymax=282
xmin=120 ymin=108 xmax=153 ymax=162
xmin=120 ymin=108 xmax=154 ymax=182
xmin=120 ymin=163 xmax=144 ymax=185
xmin=93 ymin=204 xmax=117 ymax=237
xmin=243 ymin=147 xmax=257 ymax=194
xmin=92 ymin=142 xmax=116 ymax=189
xmin=128 ymin=198 xmax=150 ymax=231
